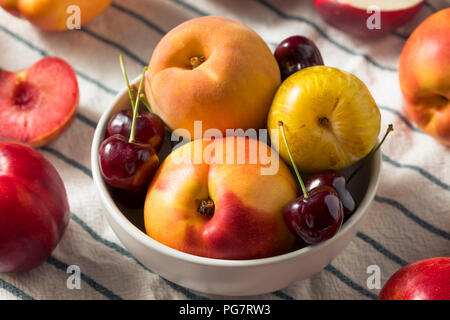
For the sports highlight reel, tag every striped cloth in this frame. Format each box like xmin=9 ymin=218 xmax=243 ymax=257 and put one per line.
xmin=0 ymin=0 xmax=449 ymax=300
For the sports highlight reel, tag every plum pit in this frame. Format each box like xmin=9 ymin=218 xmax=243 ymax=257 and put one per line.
xmin=13 ymin=81 xmax=38 ymax=111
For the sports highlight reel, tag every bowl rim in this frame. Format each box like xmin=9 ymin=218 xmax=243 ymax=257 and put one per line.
xmin=91 ymin=76 xmax=382 ymax=268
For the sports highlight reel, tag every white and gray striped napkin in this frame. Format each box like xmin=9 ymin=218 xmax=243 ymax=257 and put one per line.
xmin=0 ymin=0 xmax=449 ymax=300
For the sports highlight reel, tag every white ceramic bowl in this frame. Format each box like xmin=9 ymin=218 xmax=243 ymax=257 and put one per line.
xmin=91 ymin=77 xmax=382 ymax=296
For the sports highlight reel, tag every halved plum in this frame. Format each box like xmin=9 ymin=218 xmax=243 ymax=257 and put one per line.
xmin=313 ymin=0 xmax=424 ymax=37
xmin=0 ymin=57 xmax=79 ymax=147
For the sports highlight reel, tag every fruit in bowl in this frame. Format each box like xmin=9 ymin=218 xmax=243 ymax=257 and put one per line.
xmin=313 ymin=0 xmax=424 ymax=37
xmin=99 ymin=134 xmax=160 ymax=190
xmin=267 ymin=66 xmax=381 ymax=173
xmin=305 ymin=170 xmax=355 ymax=216
xmin=0 ymin=142 xmax=70 ymax=273
xmin=379 ymin=257 xmax=450 ymax=300
xmin=399 ymin=8 xmax=450 ymax=146
xmin=99 ymin=57 xmax=164 ymax=192
xmin=144 ymin=136 xmax=297 ymax=260
xmin=105 ymin=110 xmax=165 ymax=151
xmin=92 ymin=75 xmax=382 ymax=296
xmin=0 ymin=0 xmax=112 ymax=31
xmin=0 ymin=57 xmax=78 ymax=147
xmin=304 ymin=124 xmax=393 ymax=217
xmin=145 ymin=16 xmax=280 ymax=140
xmin=274 ymin=36 xmax=324 ymax=81
xmin=278 ymin=121 xmax=344 ymax=244
xmin=91 ymin=17 xmax=384 ymax=295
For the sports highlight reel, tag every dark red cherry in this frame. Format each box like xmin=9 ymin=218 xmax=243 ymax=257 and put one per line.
xmin=274 ymin=35 xmax=324 ymax=81
xmin=278 ymin=121 xmax=344 ymax=245
xmin=284 ymin=185 xmax=344 ymax=244
xmin=106 ymin=110 xmax=165 ymax=151
xmin=305 ymin=170 xmax=355 ymax=215
xmin=302 ymin=124 xmax=395 ymax=218
xmin=99 ymin=134 xmax=159 ymax=190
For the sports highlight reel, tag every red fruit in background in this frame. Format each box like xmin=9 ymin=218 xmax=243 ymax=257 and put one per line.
xmin=379 ymin=257 xmax=450 ymax=300
xmin=0 ymin=142 xmax=70 ymax=273
xmin=0 ymin=57 xmax=79 ymax=147
xmin=399 ymin=8 xmax=450 ymax=146
xmin=313 ymin=0 xmax=424 ymax=37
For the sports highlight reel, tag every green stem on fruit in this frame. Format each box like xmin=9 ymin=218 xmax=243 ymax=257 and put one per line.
xmin=140 ymin=93 xmax=153 ymax=113
xmin=120 ymin=54 xmax=136 ymax=112
xmin=190 ymin=56 xmax=205 ymax=69
xmin=278 ymin=121 xmax=309 ymax=199
xmin=129 ymin=66 xmax=148 ymax=143
xmin=347 ymin=124 xmax=394 ymax=183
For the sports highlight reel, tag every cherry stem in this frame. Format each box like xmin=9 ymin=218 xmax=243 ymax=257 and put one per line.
xmin=119 ymin=54 xmax=135 ymax=112
xmin=129 ymin=67 xmax=148 ymax=143
xmin=140 ymin=93 xmax=152 ymax=112
xmin=347 ymin=124 xmax=394 ymax=183
xmin=278 ymin=121 xmax=309 ymax=199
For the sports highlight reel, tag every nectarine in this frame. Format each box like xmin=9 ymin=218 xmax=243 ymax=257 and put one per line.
xmin=399 ymin=8 xmax=450 ymax=146
xmin=144 ymin=137 xmax=297 ymax=260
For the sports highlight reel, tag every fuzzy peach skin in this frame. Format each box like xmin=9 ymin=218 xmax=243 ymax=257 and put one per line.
xmin=145 ymin=16 xmax=281 ymax=140
xmin=0 ymin=0 xmax=112 ymax=31
xmin=399 ymin=8 xmax=450 ymax=146
xmin=144 ymin=136 xmax=297 ymax=260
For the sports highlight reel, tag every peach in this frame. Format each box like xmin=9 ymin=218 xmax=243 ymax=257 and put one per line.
xmin=145 ymin=16 xmax=281 ymax=140
xmin=144 ymin=137 xmax=297 ymax=260
xmin=399 ymin=8 xmax=450 ymax=146
xmin=0 ymin=0 xmax=112 ymax=31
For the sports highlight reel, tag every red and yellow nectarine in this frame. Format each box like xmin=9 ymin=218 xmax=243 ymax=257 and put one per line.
xmin=144 ymin=137 xmax=297 ymax=260
xmin=399 ymin=8 xmax=450 ymax=146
